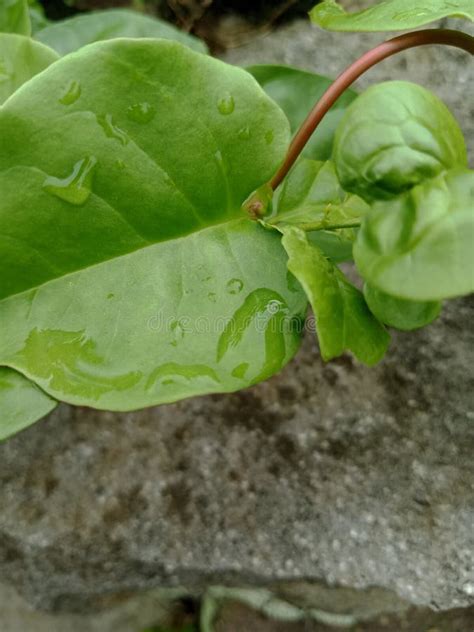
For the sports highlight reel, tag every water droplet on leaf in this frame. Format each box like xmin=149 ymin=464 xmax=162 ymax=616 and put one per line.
xmin=146 ymin=363 xmax=220 ymax=390
xmin=126 ymin=102 xmax=156 ymax=124
xmin=238 ymin=126 xmax=251 ymax=140
xmin=97 ymin=113 xmax=129 ymax=145
xmin=232 ymin=363 xmax=249 ymax=379
xmin=59 ymin=80 xmax=81 ymax=105
xmin=43 ymin=156 xmax=97 ymax=206
xmin=170 ymin=319 xmax=185 ymax=347
xmin=392 ymin=9 xmax=428 ymax=20
xmin=226 ymin=279 xmax=244 ymax=295
xmin=265 ymin=130 xmax=275 ymax=145
xmin=207 ymin=292 xmax=217 ymax=303
xmin=217 ymin=94 xmax=235 ymax=115
xmin=216 ymin=289 xmax=290 ymax=383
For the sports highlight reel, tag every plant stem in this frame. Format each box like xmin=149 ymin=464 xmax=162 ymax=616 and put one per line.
xmin=269 ymin=29 xmax=474 ymax=191
xmin=298 ymin=219 xmax=362 ymax=232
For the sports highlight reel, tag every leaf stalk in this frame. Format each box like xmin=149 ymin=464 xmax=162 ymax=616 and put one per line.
xmin=269 ymin=28 xmax=474 ymax=191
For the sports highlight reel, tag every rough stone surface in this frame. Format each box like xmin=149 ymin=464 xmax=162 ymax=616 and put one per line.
xmin=1 ymin=15 xmax=473 ymax=622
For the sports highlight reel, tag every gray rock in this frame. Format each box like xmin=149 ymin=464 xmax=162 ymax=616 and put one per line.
xmin=1 ymin=16 xmax=473 ymax=621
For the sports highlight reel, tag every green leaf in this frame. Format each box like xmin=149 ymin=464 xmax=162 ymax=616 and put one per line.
xmin=333 ymin=81 xmax=467 ymax=202
xmin=310 ymin=0 xmax=474 ymax=32
xmin=247 ymin=65 xmax=357 ymax=161
xmin=0 ymin=367 xmax=57 ymax=441
xmin=354 ymin=168 xmax=474 ymax=301
xmin=364 ymin=284 xmax=441 ymax=331
xmin=34 ymin=8 xmax=208 ymax=56
xmin=28 ymin=0 xmax=49 ymax=33
xmin=0 ymin=0 xmax=31 ymax=35
xmin=281 ymin=226 xmax=390 ymax=365
xmin=274 ymin=159 xmax=369 ymax=228
xmin=270 ymin=159 xmax=369 ymax=262
xmin=0 ymin=33 xmax=59 ymax=105
xmin=0 ymin=39 xmax=307 ymax=411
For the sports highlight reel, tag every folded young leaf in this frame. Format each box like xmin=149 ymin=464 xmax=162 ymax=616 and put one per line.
xmin=333 ymin=81 xmax=467 ymax=202
xmin=270 ymin=159 xmax=369 ymax=262
xmin=0 ymin=39 xmax=307 ymax=410
xmin=354 ymin=168 xmax=474 ymax=301
xmin=364 ymin=284 xmax=441 ymax=331
xmin=0 ymin=33 xmax=59 ymax=105
xmin=0 ymin=0 xmax=30 ymax=35
xmin=35 ymin=8 xmax=208 ymax=56
xmin=0 ymin=367 xmax=57 ymax=441
xmin=248 ymin=65 xmax=356 ymax=161
xmin=310 ymin=0 xmax=474 ymax=32
xmin=281 ymin=226 xmax=390 ymax=366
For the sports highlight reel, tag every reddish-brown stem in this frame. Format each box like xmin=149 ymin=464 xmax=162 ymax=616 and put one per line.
xmin=269 ymin=29 xmax=474 ymax=191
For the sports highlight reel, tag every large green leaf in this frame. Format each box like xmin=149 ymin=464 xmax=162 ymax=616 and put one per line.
xmin=247 ymin=65 xmax=356 ymax=161
xmin=0 ymin=33 xmax=58 ymax=105
xmin=0 ymin=0 xmax=30 ymax=35
xmin=333 ymin=81 xmax=468 ymax=202
xmin=0 ymin=39 xmax=308 ymax=410
xmin=310 ymin=0 xmax=474 ymax=32
xmin=34 ymin=8 xmax=208 ymax=56
xmin=363 ymin=284 xmax=441 ymax=331
xmin=281 ymin=226 xmax=390 ymax=365
xmin=354 ymin=168 xmax=474 ymax=301
xmin=0 ymin=367 xmax=57 ymax=441
xmin=270 ymin=159 xmax=369 ymax=262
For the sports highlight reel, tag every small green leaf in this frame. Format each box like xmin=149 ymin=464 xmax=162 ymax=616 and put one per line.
xmin=247 ymin=65 xmax=357 ymax=161
xmin=333 ymin=81 xmax=467 ymax=202
xmin=364 ymin=284 xmax=441 ymax=331
xmin=0 ymin=39 xmax=307 ymax=411
xmin=271 ymin=159 xmax=369 ymax=262
xmin=34 ymin=8 xmax=208 ymax=56
xmin=354 ymin=168 xmax=474 ymax=301
xmin=310 ymin=0 xmax=474 ymax=32
xmin=0 ymin=0 xmax=31 ymax=35
xmin=281 ymin=226 xmax=390 ymax=365
xmin=0 ymin=367 xmax=57 ymax=441
xmin=0 ymin=33 xmax=59 ymax=105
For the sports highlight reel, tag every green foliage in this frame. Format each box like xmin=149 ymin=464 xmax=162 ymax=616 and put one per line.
xmin=310 ymin=0 xmax=474 ymax=32
xmin=0 ymin=33 xmax=58 ymax=105
xmin=0 ymin=8 xmax=471 ymax=437
xmin=0 ymin=39 xmax=307 ymax=414
xmin=333 ymin=81 xmax=468 ymax=202
xmin=34 ymin=8 xmax=208 ymax=55
xmin=280 ymin=226 xmax=390 ymax=365
xmin=270 ymin=159 xmax=369 ymax=262
xmin=0 ymin=367 xmax=57 ymax=441
xmin=354 ymin=168 xmax=474 ymax=301
xmin=0 ymin=0 xmax=31 ymax=35
xmin=28 ymin=0 xmax=49 ymax=33
xmin=363 ymin=284 xmax=441 ymax=331
xmin=248 ymin=65 xmax=357 ymax=161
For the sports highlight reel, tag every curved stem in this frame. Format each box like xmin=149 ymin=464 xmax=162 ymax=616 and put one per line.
xmin=269 ymin=29 xmax=474 ymax=191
